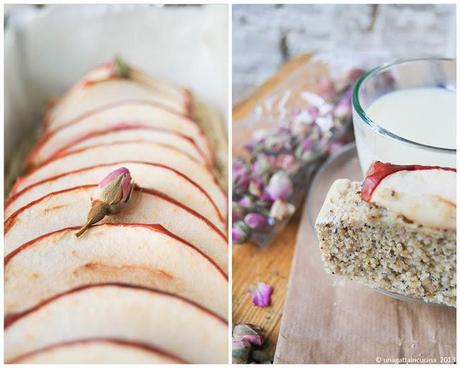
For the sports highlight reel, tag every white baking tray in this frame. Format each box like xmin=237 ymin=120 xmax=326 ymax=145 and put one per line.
xmin=4 ymin=4 xmax=228 ymax=164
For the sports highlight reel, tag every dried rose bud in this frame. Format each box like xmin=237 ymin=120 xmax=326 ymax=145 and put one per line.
xmin=232 ymin=202 xmax=245 ymax=222
xmin=264 ymin=133 xmax=291 ymax=153
xmin=252 ymin=154 xmax=271 ymax=175
xmin=266 ymin=171 xmax=293 ymax=201
xmin=270 ymin=199 xmax=296 ymax=221
xmin=275 ymin=154 xmax=299 ymax=175
xmin=233 ymin=324 xmax=264 ymax=347
xmin=244 ymin=213 xmax=268 ymax=231
xmin=295 ymin=137 xmax=316 ymax=161
xmin=238 ymin=195 xmax=254 ymax=209
xmin=76 ymin=167 xmax=134 ymax=237
xmin=232 ymin=337 xmax=252 ymax=364
xmin=112 ymin=56 xmax=130 ymax=78
xmin=347 ymin=68 xmax=365 ymax=83
xmin=249 ymin=282 xmax=273 ymax=307
xmin=318 ymin=75 xmax=335 ymax=100
xmin=248 ymin=178 xmax=264 ymax=197
xmin=233 ymin=159 xmax=250 ymax=181
xmin=232 ymin=221 xmax=251 ymax=244
xmin=333 ymin=102 xmax=351 ymax=122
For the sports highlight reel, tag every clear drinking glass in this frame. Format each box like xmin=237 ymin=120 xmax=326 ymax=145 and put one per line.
xmin=352 ymin=58 xmax=456 ymax=176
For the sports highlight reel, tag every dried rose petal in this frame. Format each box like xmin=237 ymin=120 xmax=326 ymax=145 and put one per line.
xmin=266 ymin=171 xmax=293 ymax=201
xmin=249 ymin=282 xmax=273 ymax=307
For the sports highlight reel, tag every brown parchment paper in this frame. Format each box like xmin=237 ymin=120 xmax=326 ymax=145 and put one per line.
xmin=274 ymin=147 xmax=456 ymax=364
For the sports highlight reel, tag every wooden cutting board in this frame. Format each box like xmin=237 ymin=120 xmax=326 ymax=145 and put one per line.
xmin=274 ymin=145 xmax=456 ymax=363
xmin=232 ymin=53 xmax=317 ymax=356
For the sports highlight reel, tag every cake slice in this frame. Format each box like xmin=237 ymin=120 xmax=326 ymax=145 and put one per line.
xmin=315 ymin=162 xmax=456 ymax=307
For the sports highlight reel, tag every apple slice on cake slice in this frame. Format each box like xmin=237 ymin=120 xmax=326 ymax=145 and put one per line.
xmin=6 ymin=162 xmax=225 ymax=231
xmin=5 ymin=186 xmax=227 ymax=270
xmin=10 ymin=339 xmax=184 ymax=363
xmin=29 ymin=101 xmax=213 ymax=167
xmin=5 ymin=283 xmax=227 ymax=363
xmin=362 ymin=161 xmax=456 ymax=230
xmin=5 ymin=223 xmax=227 ymax=318
xmin=13 ymin=142 xmax=227 ymax=219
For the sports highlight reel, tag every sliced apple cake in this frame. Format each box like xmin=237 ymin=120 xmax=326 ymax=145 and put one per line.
xmin=315 ymin=162 xmax=456 ymax=307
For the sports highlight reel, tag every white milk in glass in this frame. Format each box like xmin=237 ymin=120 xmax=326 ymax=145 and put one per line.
xmin=356 ymin=87 xmax=456 ymax=173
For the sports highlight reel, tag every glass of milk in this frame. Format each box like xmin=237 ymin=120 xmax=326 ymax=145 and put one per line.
xmin=352 ymin=58 xmax=456 ymax=175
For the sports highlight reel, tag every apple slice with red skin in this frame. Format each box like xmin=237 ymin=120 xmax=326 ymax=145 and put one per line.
xmin=45 ymin=79 xmax=189 ymax=132
xmin=5 ymin=186 xmax=227 ymax=270
xmin=10 ymin=338 xmax=185 ymax=364
xmin=6 ymin=162 xmax=225 ymax=232
xmin=45 ymin=61 xmax=190 ymax=132
xmin=47 ymin=125 xmax=211 ymax=166
xmin=5 ymin=283 xmax=227 ymax=363
xmin=13 ymin=142 xmax=227 ymax=219
xmin=30 ymin=101 xmax=212 ymax=167
xmin=362 ymin=161 xmax=456 ymax=229
xmin=5 ymin=223 xmax=228 ymax=318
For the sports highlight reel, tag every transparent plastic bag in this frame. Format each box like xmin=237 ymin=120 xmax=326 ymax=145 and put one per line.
xmin=232 ymin=51 xmax=390 ymax=247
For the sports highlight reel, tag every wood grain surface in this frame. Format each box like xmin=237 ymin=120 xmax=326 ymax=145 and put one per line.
xmin=232 ymin=53 xmax=313 ymax=357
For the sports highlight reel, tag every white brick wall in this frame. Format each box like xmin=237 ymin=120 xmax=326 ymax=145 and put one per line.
xmin=233 ymin=4 xmax=456 ymax=103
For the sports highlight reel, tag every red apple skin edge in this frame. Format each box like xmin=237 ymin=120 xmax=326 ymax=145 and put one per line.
xmin=4 ymin=282 xmax=227 ymax=328
xmin=4 ymin=185 xmax=228 ymax=244
xmin=361 ymin=161 xmax=456 ymax=202
xmin=6 ymin=161 xmax=226 ymax=224
xmin=25 ymin=124 xmax=210 ymax=170
xmin=8 ymin=338 xmax=186 ymax=364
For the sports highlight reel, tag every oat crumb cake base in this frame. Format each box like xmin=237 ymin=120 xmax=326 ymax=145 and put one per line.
xmin=315 ymin=179 xmax=456 ymax=307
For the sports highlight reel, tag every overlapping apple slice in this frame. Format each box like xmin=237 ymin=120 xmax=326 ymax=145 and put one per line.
xmin=10 ymin=339 xmax=184 ymax=364
xmin=5 ymin=223 xmax=227 ymax=318
xmin=13 ymin=142 xmax=227 ymax=219
xmin=30 ymin=101 xmax=212 ymax=167
xmin=6 ymin=162 xmax=225 ymax=231
xmin=5 ymin=186 xmax=227 ymax=270
xmin=45 ymin=68 xmax=191 ymax=132
xmin=44 ymin=127 xmax=208 ymax=166
xmin=5 ymin=283 xmax=227 ymax=363
xmin=362 ymin=161 xmax=456 ymax=230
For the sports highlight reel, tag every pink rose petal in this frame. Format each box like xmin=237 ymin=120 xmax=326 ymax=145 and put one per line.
xmin=249 ymin=282 xmax=273 ymax=307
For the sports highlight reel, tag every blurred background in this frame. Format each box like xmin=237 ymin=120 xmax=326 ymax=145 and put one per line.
xmin=233 ymin=4 xmax=456 ymax=104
